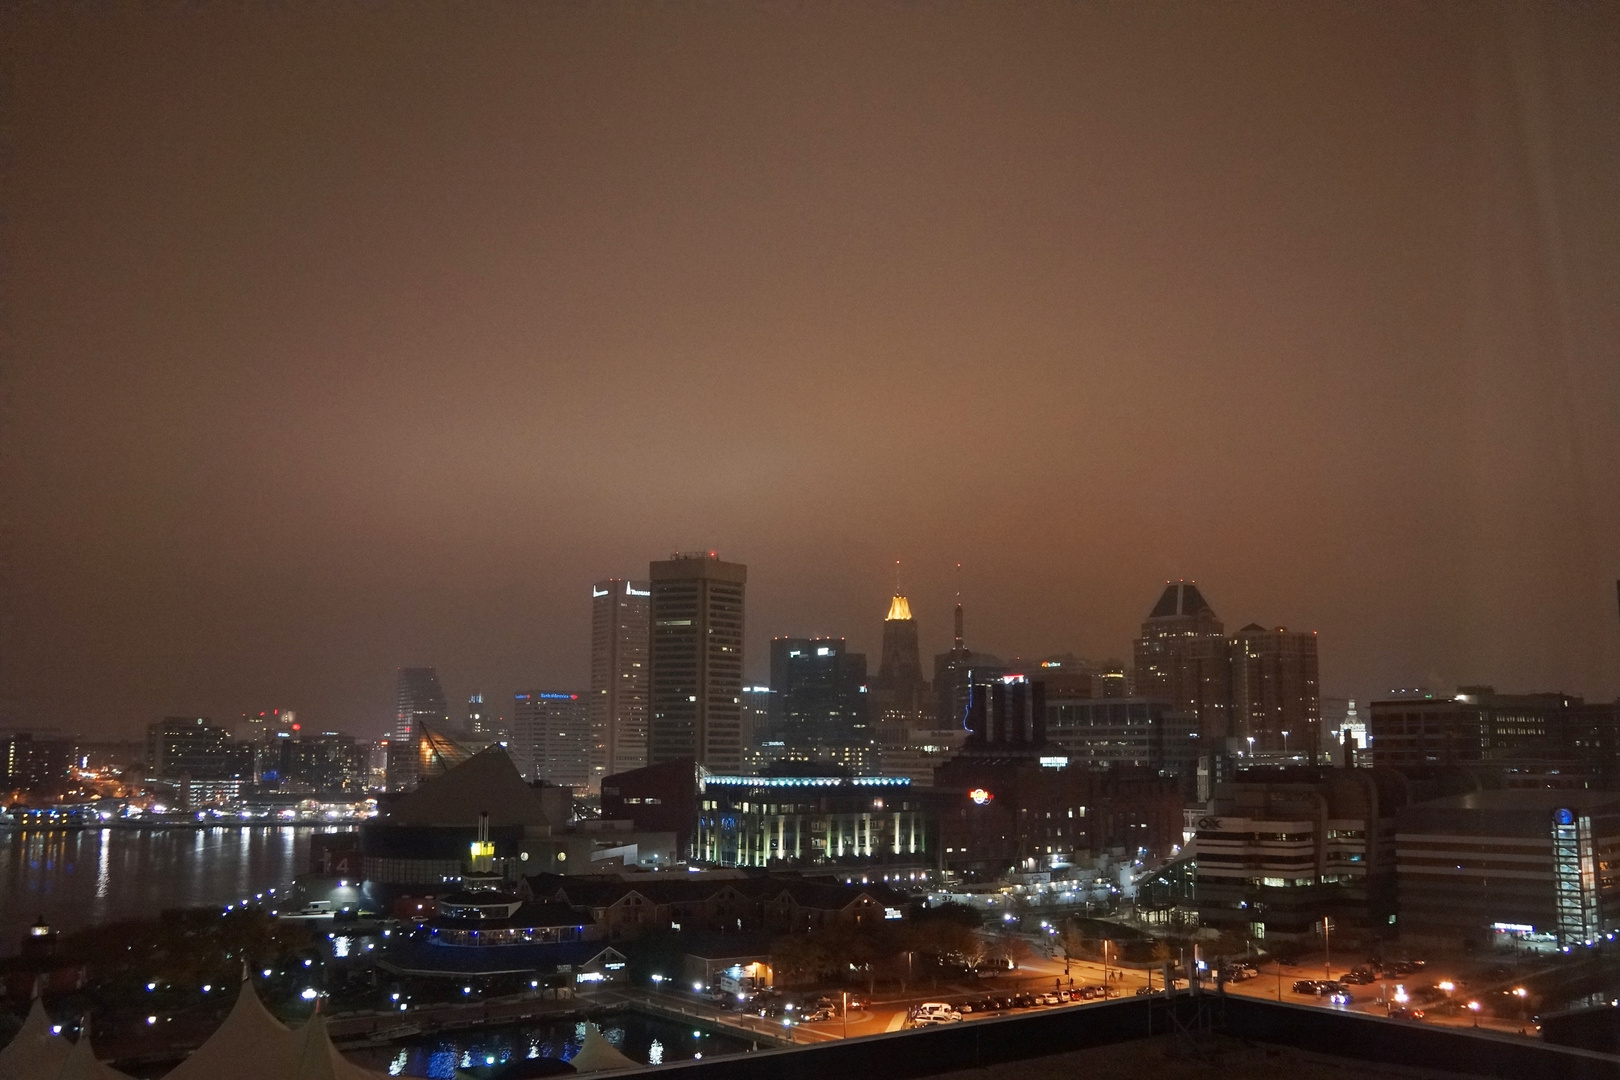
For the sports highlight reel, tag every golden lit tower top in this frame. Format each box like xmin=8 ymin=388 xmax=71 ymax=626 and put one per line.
xmin=885 ymin=560 xmax=913 ymax=621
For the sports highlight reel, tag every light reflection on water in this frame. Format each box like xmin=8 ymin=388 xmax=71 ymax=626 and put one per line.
xmin=351 ymin=1012 xmax=749 ymax=1079
xmin=0 ymin=826 xmax=354 ymax=945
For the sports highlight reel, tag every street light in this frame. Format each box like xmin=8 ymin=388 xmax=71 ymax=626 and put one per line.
xmin=1468 ymin=1000 xmax=1481 ymax=1027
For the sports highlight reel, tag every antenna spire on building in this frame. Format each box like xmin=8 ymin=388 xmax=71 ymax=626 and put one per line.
xmin=954 ymin=562 xmax=963 ymax=650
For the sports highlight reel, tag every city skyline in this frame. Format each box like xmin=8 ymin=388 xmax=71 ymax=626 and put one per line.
xmin=9 ymin=566 xmax=1619 ymax=741
xmin=4 ymin=4 xmax=1618 ymax=737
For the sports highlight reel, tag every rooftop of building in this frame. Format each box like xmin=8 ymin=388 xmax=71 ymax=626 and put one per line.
xmin=1407 ymin=788 xmax=1620 ymax=813
xmin=378 ymin=938 xmax=624 ymax=976
xmin=376 ymin=746 xmax=553 ymax=828
xmin=1147 ymin=581 xmax=1217 ymax=621
xmin=433 ymin=900 xmax=594 ymax=931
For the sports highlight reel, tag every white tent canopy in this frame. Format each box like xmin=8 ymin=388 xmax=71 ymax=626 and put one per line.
xmin=0 ymin=997 xmax=71 ymax=1080
xmin=54 ymin=1020 xmax=134 ymax=1080
xmin=288 ymin=1013 xmax=388 ymax=1080
xmin=569 ymin=1022 xmax=637 ymax=1074
xmin=162 ymin=976 xmax=297 ymax=1080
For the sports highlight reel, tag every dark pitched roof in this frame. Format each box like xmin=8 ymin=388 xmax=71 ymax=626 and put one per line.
xmin=434 ymin=900 xmax=594 ymax=931
xmin=382 ymin=746 xmax=553 ymax=828
xmin=525 ymin=873 xmax=750 ymax=908
xmin=752 ymin=880 xmax=900 ymax=911
xmin=1147 ymin=582 xmax=1217 ymax=621
xmin=677 ymin=931 xmax=778 ymax=959
xmin=378 ymin=939 xmax=624 ymax=976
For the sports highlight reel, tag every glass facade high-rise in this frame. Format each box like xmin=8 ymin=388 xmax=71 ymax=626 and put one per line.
xmin=388 ymin=667 xmax=451 ymax=791
xmin=394 ymin=667 xmax=450 ymax=743
xmin=590 ymin=578 xmax=651 ymax=789
xmin=765 ymin=637 xmax=870 ymax=764
xmin=647 ymin=553 xmax=746 ymax=771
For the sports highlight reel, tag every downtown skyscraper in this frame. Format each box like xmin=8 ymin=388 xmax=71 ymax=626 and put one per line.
xmin=1132 ymin=582 xmax=1231 ymax=741
xmin=1132 ymin=582 xmax=1321 ymax=765
xmin=589 ymin=578 xmax=651 ymax=789
xmin=764 ymin=636 xmax=870 ymax=768
xmin=512 ymin=690 xmax=592 ymax=793
xmin=393 ymin=667 xmax=450 ymax=742
xmin=647 ymin=552 xmax=746 ymax=772
xmin=387 ymin=666 xmax=451 ymax=790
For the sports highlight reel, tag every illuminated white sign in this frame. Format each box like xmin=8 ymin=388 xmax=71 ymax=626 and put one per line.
xmin=969 ymin=788 xmax=992 ymax=805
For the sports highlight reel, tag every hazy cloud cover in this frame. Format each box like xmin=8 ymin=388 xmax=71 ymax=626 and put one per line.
xmin=3 ymin=3 xmax=1616 ymax=737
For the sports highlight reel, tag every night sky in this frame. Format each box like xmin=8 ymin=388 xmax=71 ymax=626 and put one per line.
xmin=4 ymin=4 xmax=1618 ymax=738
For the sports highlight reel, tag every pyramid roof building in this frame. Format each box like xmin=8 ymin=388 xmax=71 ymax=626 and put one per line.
xmin=381 ymin=747 xmax=553 ymax=829
xmin=163 ymin=977 xmax=296 ymax=1080
xmin=1147 ymin=582 xmax=1218 ymax=621
xmin=0 ymin=998 xmax=70 ymax=1080
xmin=568 ymin=1023 xmax=636 ymax=1074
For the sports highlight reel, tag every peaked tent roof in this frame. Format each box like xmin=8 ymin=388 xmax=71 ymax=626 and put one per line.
xmin=163 ymin=977 xmax=297 ymax=1080
xmin=568 ymin=1023 xmax=637 ymax=1074
xmin=382 ymin=747 xmax=552 ymax=828
xmin=0 ymin=997 xmax=70 ymax=1080
xmin=54 ymin=1021 xmax=134 ymax=1080
xmin=1147 ymin=582 xmax=1217 ymax=621
xmin=289 ymin=1014 xmax=388 ymax=1080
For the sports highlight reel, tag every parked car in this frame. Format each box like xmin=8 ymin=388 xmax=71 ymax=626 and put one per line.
xmin=912 ymin=1002 xmax=963 ymax=1025
xmin=1039 ymin=993 xmax=1061 ymax=1005
xmin=803 ymin=1007 xmax=837 ymax=1023
xmin=1292 ymin=980 xmax=1320 ymax=994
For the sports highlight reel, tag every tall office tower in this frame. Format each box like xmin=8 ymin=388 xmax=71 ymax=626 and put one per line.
xmin=512 ymin=691 xmax=592 ymax=793
xmin=648 ymin=553 xmax=747 ymax=771
xmin=1230 ymin=624 xmax=1321 ymax=758
xmin=931 ymin=599 xmax=1005 ymax=731
xmin=767 ymin=637 xmax=870 ymax=755
xmin=740 ymin=685 xmax=774 ymax=767
xmin=1133 ymin=582 xmax=1232 ymax=742
xmin=589 ymin=578 xmax=651 ymax=789
xmin=873 ymin=592 xmax=930 ymax=733
xmin=394 ymin=668 xmax=449 ymax=742
xmin=466 ymin=692 xmax=490 ymax=737
xmin=387 ymin=667 xmax=451 ymax=791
